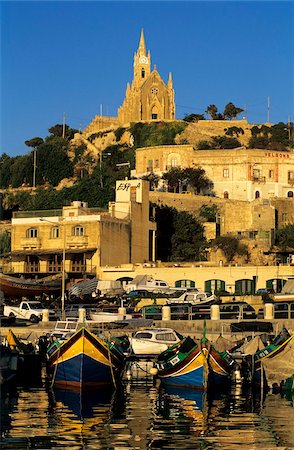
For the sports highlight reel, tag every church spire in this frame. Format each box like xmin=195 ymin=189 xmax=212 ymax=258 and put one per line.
xmin=138 ymin=28 xmax=146 ymax=55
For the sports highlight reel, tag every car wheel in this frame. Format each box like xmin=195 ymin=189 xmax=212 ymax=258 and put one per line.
xmin=30 ymin=314 xmax=39 ymax=323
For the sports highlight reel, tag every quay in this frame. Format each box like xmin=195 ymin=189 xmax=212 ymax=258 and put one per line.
xmin=1 ymin=318 xmax=294 ymax=343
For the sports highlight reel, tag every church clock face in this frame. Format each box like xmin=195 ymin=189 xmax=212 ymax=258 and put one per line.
xmin=139 ymin=56 xmax=148 ymax=64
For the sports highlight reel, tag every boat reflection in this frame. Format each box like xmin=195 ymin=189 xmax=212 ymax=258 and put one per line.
xmin=52 ymin=386 xmax=115 ymax=421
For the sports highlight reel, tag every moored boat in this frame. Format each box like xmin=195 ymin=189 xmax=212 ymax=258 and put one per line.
xmin=0 ymin=273 xmax=61 ymax=297
xmin=156 ymin=334 xmax=235 ymax=389
xmin=47 ymin=327 xmax=125 ymax=388
xmin=130 ymin=328 xmax=183 ymax=356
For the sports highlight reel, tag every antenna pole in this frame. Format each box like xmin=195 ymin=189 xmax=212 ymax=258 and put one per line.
xmin=267 ymin=96 xmax=270 ymax=123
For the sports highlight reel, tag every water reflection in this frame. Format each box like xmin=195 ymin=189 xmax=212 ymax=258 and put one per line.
xmin=1 ymin=380 xmax=293 ymax=449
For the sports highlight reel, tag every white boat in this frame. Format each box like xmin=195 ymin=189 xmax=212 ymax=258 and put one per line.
xmin=130 ymin=328 xmax=183 ymax=356
xmin=90 ymin=311 xmax=132 ymax=323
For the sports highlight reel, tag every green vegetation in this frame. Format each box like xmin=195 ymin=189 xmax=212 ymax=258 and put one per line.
xmin=0 ymin=230 xmax=11 ymax=256
xmin=162 ymin=167 xmax=213 ymax=194
xmin=204 ymin=103 xmax=243 ymax=120
xmin=249 ymin=122 xmax=293 ymax=150
xmin=276 ymin=224 xmax=294 ymax=250
xmin=196 ymin=135 xmax=242 ymax=150
xmin=183 ymin=114 xmax=205 ymax=122
xmin=199 ymin=204 xmax=218 ymax=222
xmin=155 ymin=204 xmax=207 ymax=262
xmin=130 ymin=121 xmax=187 ymax=147
xmin=211 ymin=235 xmax=249 ymax=262
xmin=225 ymin=126 xmax=244 ymax=137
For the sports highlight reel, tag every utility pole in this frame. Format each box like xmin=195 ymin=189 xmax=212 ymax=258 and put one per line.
xmin=267 ymin=96 xmax=270 ymax=123
xmin=244 ymin=104 xmax=247 ymax=120
xmin=33 ymin=149 xmax=37 ymax=188
xmin=62 ymin=112 xmax=66 ymax=138
xmin=288 ymin=115 xmax=291 ymax=142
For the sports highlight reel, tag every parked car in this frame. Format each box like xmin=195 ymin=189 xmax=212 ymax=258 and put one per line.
xmin=219 ymin=302 xmax=257 ymax=320
xmin=256 ymin=288 xmax=275 ymax=295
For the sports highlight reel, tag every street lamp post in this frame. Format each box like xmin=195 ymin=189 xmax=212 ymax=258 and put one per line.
xmin=40 ymin=217 xmax=66 ymax=319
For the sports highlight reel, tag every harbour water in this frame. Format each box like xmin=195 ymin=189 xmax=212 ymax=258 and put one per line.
xmin=1 ymin=375 xmax=294 ymax=449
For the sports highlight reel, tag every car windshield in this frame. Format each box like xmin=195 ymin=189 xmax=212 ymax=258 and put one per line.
xmin=30 ymin=302 xmax=43 ymax=309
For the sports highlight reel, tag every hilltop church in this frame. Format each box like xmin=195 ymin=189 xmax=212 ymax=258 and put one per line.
xmin=83 ymin=30 xmax=175 ymax=137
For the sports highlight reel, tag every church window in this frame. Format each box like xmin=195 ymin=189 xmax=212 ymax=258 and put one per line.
xmin=141 ymin=69 xmax=145 ymax=78
xmin=152 ymin=113 xmax=158 ymax=119
xmin=151 ymin=87 xmax=158 ymax=95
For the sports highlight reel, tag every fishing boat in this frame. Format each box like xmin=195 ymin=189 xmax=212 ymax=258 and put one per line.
xmin=0 ymin=273 xmax=61 ymax=297
xmin=47 ymin=327 xmax=125 ymax=388
xmin=156 ymin=333 xmax=235 ymax=389
xmin=250 ymin=328 xmax=294 ymax=388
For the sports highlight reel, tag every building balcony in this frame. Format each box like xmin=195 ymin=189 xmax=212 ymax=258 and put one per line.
xmin=66 ymin=235 xmax=89 ymax=248
xmin=20 ymin=237 xmax=41 ymax=249
xmin=252 ymin=176 xmax=266 ymax=183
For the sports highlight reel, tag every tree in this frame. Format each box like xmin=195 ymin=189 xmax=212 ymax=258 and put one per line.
xmin=183 ymin=114 xmax=205 ymax=122
xmin=142 ymin=173 xmax=160 ymax=191
xmin=211 ymin=235 xmax=248 ymax=262
xmin=171 ymin=211 xmax=207 ymax=261
xmin=199 ymin=204 xmax=218 ymax=222
xmin=154 ymin=205 xmax=207 ymax=262
xmin=225 ymin=126 xmax=244 ymax=137
xmin=223 ymin=102 xmax=243 ymax=120
xmin=211 ymin=136 xmax=242 ymax=149
xmin=182 ymin=167 xmax=212 ymax=194
xmin=276 ymin=224 xmax=294 ymax=250
xmin=48 ymin=124 xmax=78 ymax=141
xmin=0 ymin=230 xmax=11 ymax=256
xmin=205 ymin=104 xmax=219 ymax=120
xmin=24 ymin=137 xmax=44 ymax=148
xmin=162 ymin=167 xmax=184 ymax=192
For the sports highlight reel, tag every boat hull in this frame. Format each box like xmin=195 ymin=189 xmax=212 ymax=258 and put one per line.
xmin=0 ymin=273 xmax=61 ymax=297
xmin=48 ymin=327 xmax=125 ymax=388
xmin=157 ymin=337 xmax=233 ymax=389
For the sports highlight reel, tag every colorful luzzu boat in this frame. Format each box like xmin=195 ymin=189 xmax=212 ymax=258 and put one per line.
xmin=156 ymin=334 xmax=235 ymax=389
xmin=47 ymin=327 xmax=125 ymax=388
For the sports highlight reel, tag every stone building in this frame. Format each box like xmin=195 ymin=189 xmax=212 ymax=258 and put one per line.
xmin=135 ymin=145 xmax=294 ymax=201
xmin=6 ymin=180 xmax=156 ymax=281
xmin=82 ymin=30 xmax=175 ymax=140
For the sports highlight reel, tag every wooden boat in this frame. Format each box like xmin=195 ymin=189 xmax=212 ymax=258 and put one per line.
xmin=0 ymin=273 xmax=61 ymax=297
xmin=130 ymin=328 xmax=183 ymax=356
xmin=156 ymin=335 xmax=235 ymax=389
xmin=251 ymin=328 xmax=294 ymax=388
xmin=47 ymin=327 xmax=125 ymax=388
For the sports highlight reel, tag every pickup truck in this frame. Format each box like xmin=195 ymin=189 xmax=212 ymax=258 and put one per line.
xmin=4 ymin=301 xmax=57 ymax=323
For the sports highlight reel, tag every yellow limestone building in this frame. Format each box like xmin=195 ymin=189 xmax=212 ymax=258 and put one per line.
xmin=9 ymin=180 xmax=156 ymax=280
xmin=118 ymin=29 xmax=175 ymax=123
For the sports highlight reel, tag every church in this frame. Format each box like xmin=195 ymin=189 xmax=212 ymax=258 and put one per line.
xmin=83 ymin=30 xmax=175 ymax=137
xmin=118 ymin=29 xmax=175 ymax=123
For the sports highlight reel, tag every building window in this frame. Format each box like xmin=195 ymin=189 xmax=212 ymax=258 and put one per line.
xmin=282 ymin=212 xmax=288 ymax=223
xmin=141 ymin=68 xmax=145 ymax=78
xmin=269 ymin=169 xmax=274 ymax=178
xmin=155 ymin=159 xmax=159 ymax=168
xmin=147 ymin=160 xmax=153 ymax=171
xmin=224 ymin=191 xmax=229 ymax=199
xmin=73 ymin=226 xmax=84 ymax=237
xmin=288 ymin=191 xmax=293 ymax=198
xmin=50 ymin=226 xmax=60 ymax=239
xmin=26 ymin=228 xmax=38 ymax=238
xmin=151 ymin=87 xmax=158 ymax=95
xmin=171 ymin=159 xmax=177 ymax=167
xmin=253 ymin=169 xmax=260 ymax=180
xmin=255 ymin=191 xmax=260 ymax=199
xmin=288 ymin=171 xmax=294 ymax=181
xmin=223 ymin=169 xmax=229 ymax=178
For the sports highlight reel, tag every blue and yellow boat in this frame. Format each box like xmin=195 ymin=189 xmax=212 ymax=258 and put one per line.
xmin=47 ymin=327 xmax=125 ymax=388
xmin=156 ymin=335 xmax=234 ymax=389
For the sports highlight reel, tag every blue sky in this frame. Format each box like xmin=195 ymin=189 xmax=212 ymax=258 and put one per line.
xmin=1 ymin=1 xmax=293 ymax=156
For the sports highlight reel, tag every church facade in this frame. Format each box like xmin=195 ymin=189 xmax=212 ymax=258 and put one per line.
xmin=83 ymin=30 xmax=175 ymax=138
xmin=118 ymin=29 xmax=175 ymax=124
